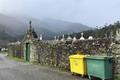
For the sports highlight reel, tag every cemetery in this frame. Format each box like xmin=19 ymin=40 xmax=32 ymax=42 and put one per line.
xmin=8 ymin=21 xmax=120 ymax=79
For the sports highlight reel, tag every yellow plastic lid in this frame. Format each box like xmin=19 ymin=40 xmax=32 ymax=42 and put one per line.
xmin=69 ymin=54 xmax=87 ymax=59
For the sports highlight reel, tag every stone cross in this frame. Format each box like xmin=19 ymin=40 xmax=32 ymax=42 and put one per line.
xmin=54 ymin=36 xmax=57 ymax=40
xmin=40 ymin=34 xmax=43 ymax=40
xmin=56 ymin=36 xmax=59 ymax=41
xmin=80 ymin=32 xmax=85 ymax=40
xmin=61 ymin=34 xmax=65 ymax=41
xmin=73 ymin=36 xmax=77 ymax=41
xmin=29 ymin=20 xmax=32 ymax=32
xmin=115 ymin=29 xmax=120 ymax=41
xmin=62 ymin=34 xmax=65 ymax=38
xmin=67 ymin=34 xmax=72 ymax=40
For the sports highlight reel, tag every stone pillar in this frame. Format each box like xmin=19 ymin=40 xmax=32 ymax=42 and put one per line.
xmin=112 ymin=43 xmax=120 ymax=75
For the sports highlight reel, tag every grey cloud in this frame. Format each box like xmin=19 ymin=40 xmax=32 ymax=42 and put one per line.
xmin=0 ymin=0 xmax=120 ymax=27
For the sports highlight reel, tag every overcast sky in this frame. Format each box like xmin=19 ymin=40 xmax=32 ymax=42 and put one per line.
xmin=0 ymin=0 xmax=120 ymax=27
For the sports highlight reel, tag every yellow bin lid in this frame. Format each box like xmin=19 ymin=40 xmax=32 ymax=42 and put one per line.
xmin=69 ymin=54 xmax=87 ymax=59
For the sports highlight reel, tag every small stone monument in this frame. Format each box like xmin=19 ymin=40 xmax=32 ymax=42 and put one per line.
xmin=39 ymin=34 xmax=43 ymax=40
xmin=88 ymin=36 xmax=93 ymax=40
xmin=73 ymin=36 xmax=77 ymax=41
xmin=67 ymin=34 xmax=72 ymax=40
xmin=115 ymin=29 xmax=120 ymax=41
xmin=16 ymin=41 xmax=21 ymax=45
xmin=80 ymin=32 xmax=85 ymax=40
xmin=56 ymin=36 xmax=59 ymax=41
xmin=61 ymin=34 xmax=65 ymax=41
xmin=54 ymin=36 xmax=57 ymax=40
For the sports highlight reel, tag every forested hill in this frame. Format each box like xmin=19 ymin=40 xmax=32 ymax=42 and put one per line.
xmin=69 ymin=21 xmax=120 ymax=39
xmin=0 ymin=24 xmax=17 ymax=47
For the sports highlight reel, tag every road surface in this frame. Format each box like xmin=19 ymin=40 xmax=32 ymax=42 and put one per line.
xmin=0 ymin=54 xmax=88 ymax=80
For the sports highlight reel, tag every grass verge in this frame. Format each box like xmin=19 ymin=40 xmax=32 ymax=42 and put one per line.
xmin=114 ymin=75 xmax=120 ymax=80
xmin=7 ymin=56 xmax=26 ymax=62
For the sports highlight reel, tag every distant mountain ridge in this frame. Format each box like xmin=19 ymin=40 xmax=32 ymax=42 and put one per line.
xmin=0 ymin=24 xmax=16 ymax=47
xmin=0 ymin=14 xmax=27 ymax=36
xmin=0 ymin=13 xmax=91 ymax=40
xmin=11 ymin=14 xmax=91 ymax=33
xmin=41 ymin=18 xmax=91 ymax=33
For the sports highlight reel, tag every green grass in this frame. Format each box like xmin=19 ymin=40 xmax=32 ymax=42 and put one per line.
xmin=7 ymin=56 xmax=26 ymax=62
xmin=0 ymin=51 xmax=8 ymax=54
xmin=114 ymin=75 xmax=120 ymax=80
xmin=7 ymin=56 xmax=34 ymax=65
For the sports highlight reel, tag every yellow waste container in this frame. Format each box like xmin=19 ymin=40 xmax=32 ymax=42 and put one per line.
xmin=69 ymin=54 xmax=87 ymax=77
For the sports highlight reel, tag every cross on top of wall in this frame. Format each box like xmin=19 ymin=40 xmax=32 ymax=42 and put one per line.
xmin=29 ymin=20 xmax=32 ymax=32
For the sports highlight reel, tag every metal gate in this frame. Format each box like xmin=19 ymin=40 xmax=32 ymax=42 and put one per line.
xmin=26 ymin=43 xmax=30 ymax=61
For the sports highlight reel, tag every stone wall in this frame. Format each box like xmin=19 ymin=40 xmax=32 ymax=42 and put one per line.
xmin=34 ymin=38 xmax=112 ymax=71
xmin=111 ymin=42 xmax=120 ymax=74
xmin=8 ymin=38 xmax=120 ymax=75
xmin=8 ymin=43 xmax=23 ymax=58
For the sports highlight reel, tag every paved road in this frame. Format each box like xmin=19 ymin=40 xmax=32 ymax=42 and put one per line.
xmin=0 ymin=54 xmax=88 ymax=80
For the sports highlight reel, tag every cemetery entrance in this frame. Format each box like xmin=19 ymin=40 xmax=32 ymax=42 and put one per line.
xmin=26 ymin=43 xmax=30 ymax=61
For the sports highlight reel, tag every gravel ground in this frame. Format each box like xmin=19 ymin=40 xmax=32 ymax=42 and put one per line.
xmin=0 ymin=54 xmax=89 ymax=80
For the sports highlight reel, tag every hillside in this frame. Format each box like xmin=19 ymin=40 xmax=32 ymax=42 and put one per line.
xmin=11 ymin=14 xmax=91 ymax=34
xmin=0 ymin=14 xmax=54 ymax=38
xmin=39 ymin=18 xmax=91 ymax=33
xmin=0 ymin=14 xmax=27 ymax=36
xmin=0 ymin=24 xmax=16 ymax=47
xmin=0 ymin=13 xmax=91 ymax=46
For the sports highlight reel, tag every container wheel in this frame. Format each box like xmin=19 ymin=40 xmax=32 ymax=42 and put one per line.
xmin=88 ymin=75 xmax=92 ymax=80
xmin=71 ymin=72 xmax=75 ymax=75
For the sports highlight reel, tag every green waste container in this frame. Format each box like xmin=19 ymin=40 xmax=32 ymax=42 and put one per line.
xmin=86 ymin=56 xmax=113 ymax=80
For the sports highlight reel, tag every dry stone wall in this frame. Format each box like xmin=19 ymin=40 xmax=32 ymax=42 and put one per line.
xmin=8 ymin=43 xmax=23 ymax=58
xmin=8 ymin=38 xmax=120 ymax=75
xmin=33 ymin=38 xmax=112 ymax=71
xmin=111 ymin=42 xmax=120 ymax=74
